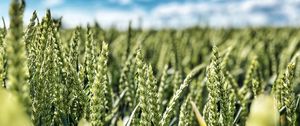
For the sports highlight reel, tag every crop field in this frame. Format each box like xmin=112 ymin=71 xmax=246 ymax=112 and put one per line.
xmin=0 ymin=0 xmax=300 ymax=126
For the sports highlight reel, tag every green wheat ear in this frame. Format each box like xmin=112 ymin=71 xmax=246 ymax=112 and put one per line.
xmin=83 ymin=26 xmax=97 ymax=120
xmin=90 ymin=41 xmax=109 ymax=126
xmin=282 ymin=62 xmax=297 ymax=126
xmin=119 ymin=49 xmax=137 ymax=112
xmin=178 ymin=95 xmax=192 ymax=126
xmin=6 ymin=0 xmax=31 ymax=115
xmin=204 ymin=46 xmax=222 ymax=126
xmin=49 ymin=19 xmax=66 ymax=125
xmin=160 ymin=64 xmax=204 ymax=126
xmin=157 ymin=64 xmax=169 ymax=114
xmin=134 ymin=48 xmax=150 ymax=125
xmin=272 ymin=57 xmax=298 ymax=126
xmin=145 ymin=65 xmax=160 ymax=125
xmin=31 ymin=10 xmax=53 ymax=125
xmin=240 ymin=57 xmax=259 ymax=97
xmin=68 ymin=27 xmax=80 ymax=71
xmin=24 ymin=10 xmax=37 ymax=54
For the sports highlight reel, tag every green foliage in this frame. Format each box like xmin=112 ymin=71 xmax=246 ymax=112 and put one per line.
xmin=1 ymin=1 xmax=300 ymax=126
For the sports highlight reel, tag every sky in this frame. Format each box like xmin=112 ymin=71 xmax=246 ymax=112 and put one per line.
xmin=1 ymin=0 xmax=300 ymax=29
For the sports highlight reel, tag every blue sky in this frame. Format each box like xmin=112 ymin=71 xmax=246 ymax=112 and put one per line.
xmin=1 ymin=0 xmax=300 ymax=29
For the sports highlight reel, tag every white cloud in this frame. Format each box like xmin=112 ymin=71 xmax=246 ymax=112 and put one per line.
xmin=50 ymin=9 xmax=95 ymax=28
xmin=110 ymin=0 xmax=132 ymax=5
xmin=95 ymin=9 xmax=144 ymax=29
xmin=15 ymin=0 xmax=300 ymax=29
xmin=44 ymin=0 xmax=64 ymax=7
xmin=148 ymin=0 xmax=300 ymax=28
xmin=46 ymin=8 xmax=143 ymax=29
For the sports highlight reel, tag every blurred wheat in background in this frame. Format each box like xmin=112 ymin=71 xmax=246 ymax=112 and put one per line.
xmin=0 ymin=0 xmax=300 ymax=126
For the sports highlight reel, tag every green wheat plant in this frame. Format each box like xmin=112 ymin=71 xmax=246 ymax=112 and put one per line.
xmin=0 ymin=0 xmax=300 ymax=126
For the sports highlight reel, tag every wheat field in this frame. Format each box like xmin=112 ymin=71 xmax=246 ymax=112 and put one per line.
xmin=0 ymin=0 xmax=300 ymax=126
